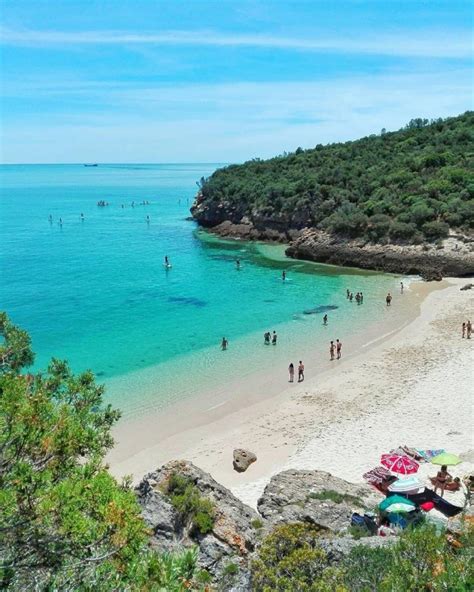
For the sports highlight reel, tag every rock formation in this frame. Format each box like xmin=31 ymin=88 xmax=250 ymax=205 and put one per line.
xmin=233 ymin=449 xmax=257 ymax=473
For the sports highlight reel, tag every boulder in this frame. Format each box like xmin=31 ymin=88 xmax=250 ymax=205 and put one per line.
xmin=136 ymin=460 xmax=261 ymax=587
xmin=233 ymin=449 xmax=257 ymax=473
xmin=257 ymin=469 xmax=381 ymax=533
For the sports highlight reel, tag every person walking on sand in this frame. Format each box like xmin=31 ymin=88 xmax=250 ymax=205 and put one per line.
xmin=386 ymin=292 xmax=392 ymax=306
xmin=467 ymin=320 xmax=472 ymax=339
xmin=221 ymin=337 xmax=228 ymax=350
xmin=330 ymin=340 xmax=335 ymax=361
xmin=400 ymin=282 xmax=404 ymax=294
xmin=272 ymin=331 xmax=278 ymax=345
xmin=462 ymin=322 xmax=466 ymax=338
xmin=288 ymin=363 xmax=295 ymax=383
xmin=336 ymin=339 xmax=342 ymax=359
xmin=323 ymin=314 xmax=328 ymax=325
xmin=298 ymin=361 xmax=304 ymax=382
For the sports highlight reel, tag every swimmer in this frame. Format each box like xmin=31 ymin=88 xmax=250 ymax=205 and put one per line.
xmin=236 ymin=259 xmax=241 ymax=270
xmin=59 ymin=217 xmax=63 ymax=226
xmin=48 ymin=214 xmax=53 ymax=223
xmin=164 ymin=256 xmax=171 ymax=268
xmin=146 ymin=215 xmax=150 ymax=223
xmin=80 ymin=213 xmax=84 ymax=221
xmin=323 ymin=314 xmax=328 ymax=325
xmin=221 ymin=337 xmax=228 ymax=351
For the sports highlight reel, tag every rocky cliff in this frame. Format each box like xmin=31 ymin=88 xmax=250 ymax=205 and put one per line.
xmin=136 ymin=460 xmax=392 ymax=591
xmin=191 ymin=194 xmax=474 ymax=277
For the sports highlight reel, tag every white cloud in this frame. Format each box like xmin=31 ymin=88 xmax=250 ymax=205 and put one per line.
xmin=0 ymin=26 xmax=471 ymax=58
xmin=2 ymin=68 xmax=471 ymax=163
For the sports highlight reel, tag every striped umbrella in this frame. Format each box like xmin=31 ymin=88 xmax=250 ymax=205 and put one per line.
xmin=381 ymin=453 xmax=419 ymax=475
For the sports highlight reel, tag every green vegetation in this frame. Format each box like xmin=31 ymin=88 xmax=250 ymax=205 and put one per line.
xmin=0 ymin=312 xmax=203 ymax=591
xmin=251 ymin=522 xmax=474 ymax=591
xmin=251 ymin=519 xmax=264 ymax=529
xmin=165 ymin=473 xmax=215 ymax=535
xmin=197 ymin=112 xmax=474 ymax=242
xmin=307 ymin=489 xmax=364 ymax=507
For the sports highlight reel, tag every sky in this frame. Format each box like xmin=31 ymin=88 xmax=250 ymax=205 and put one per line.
xmin=0 ymin=0 xmax=472 ymax=163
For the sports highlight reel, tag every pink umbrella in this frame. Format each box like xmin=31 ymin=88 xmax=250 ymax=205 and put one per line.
xmin=380 ymin=453 xmax=419 ymax=475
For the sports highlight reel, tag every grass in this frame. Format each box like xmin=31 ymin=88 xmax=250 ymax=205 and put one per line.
xmin=307 ymin=489 xmax=364 ymax=507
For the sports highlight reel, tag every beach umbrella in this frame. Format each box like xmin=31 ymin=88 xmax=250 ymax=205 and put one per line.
xmin=430 ymin=452 xmax=461 ymax=466
xmin=386 ymin=503 xmax=417 ymax=513
xmin=388 ymin=477 xmax=423 ymax=493
xmin=379 ymin=495 xmax=415 ymax=512
xmin=381 ymin=453 xmax=419 ymax=475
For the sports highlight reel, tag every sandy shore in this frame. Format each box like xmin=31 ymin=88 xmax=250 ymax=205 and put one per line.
xmin=109 ymin=278 xmax=473 ymax=508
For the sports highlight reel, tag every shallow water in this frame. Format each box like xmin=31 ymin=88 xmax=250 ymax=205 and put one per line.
xmin=0 ymin=164 xmax=401 ymax=416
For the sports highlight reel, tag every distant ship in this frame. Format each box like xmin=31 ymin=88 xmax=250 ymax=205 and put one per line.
xmin=84 ymin=163 xmax=98 ymax=167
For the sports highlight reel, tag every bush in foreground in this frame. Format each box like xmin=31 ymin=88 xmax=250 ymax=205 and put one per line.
xmin=0 ymin=312 xmax=204 ymax=591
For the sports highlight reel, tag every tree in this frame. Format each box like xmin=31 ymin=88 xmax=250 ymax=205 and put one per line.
xmin=0 ymin=313 xmax=202 ymax=591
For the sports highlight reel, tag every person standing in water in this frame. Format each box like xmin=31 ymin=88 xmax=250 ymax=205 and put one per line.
xmin=346 ymin=289 xmax=350 ymax=299
xmin=164 ymin=256 xmax=170 ymax=266
xmin=221 ymin=337 xmax=228 ymax=350
xmin=336 ymin=339 xmax=342 ymax=359
xmin=360 ymin=292 xmax=364 ymax=303
xmin=400 ymin=282 xmax=404 ymax=294
xmin=323 ymin=314 xmax=328 ymax=325
xmin=288 ymin=363 xmax=295 ymax=383
xmin=59 ymin=218 xmax=63 ymax=226
xmin=349 ymin=292 xmax=353 ymax=302
xmin=386 ymin=293 xmax=392 ymax=306
xmin=236 ymin=259 xmax=241 ymax=270
xmin=80 ymin=213 xmax=85 ymax=221
xmin=272 ymin=331 xmax=277 ymax=345
xmin=48 ymin=214 xmax=53 ymax=223
xmin=298 ymin=361 xmax=305 ymax=382
xmin=282 ymin=270 xmax=286 ymax=281
xmin=264 ymin=331 xmax=270 ymax=345
xmin=330 ymin=341 xmax=335 ymax=361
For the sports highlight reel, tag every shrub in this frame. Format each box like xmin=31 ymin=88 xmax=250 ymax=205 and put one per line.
xmin=165 ymin=473 xmax=215 ymax=535
xmin=389 ymin=221 xmax=417 ymax=241
xmin=251 ymin=518 xmax=264 ymax=529
xmin=251 ymin=523 xmax=344 ymax=591
xmin=421 ymin=220 xmax=450 ymax=240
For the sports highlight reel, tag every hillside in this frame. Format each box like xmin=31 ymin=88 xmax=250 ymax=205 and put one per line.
xmin=191 ymin=113 xmax=474 ymax=276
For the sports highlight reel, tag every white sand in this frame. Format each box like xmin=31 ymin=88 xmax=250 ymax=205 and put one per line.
xmin=109 ymin=278 xmax=473 ymax=510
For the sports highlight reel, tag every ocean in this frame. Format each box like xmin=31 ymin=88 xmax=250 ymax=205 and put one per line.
xmin=0 ymin=164 xmax=402 ymax=417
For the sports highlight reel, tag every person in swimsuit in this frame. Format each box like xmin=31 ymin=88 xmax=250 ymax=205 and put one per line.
xmin=164 ymin=256 xmax=170 ymax=266
xmin=323 ymin=314 xmax=328 ymax=325
xmin=346 ymin=289 xmax=350 ymax=299
xmin=282 ymin=270 xmax=286 ymax=281
xmin=400 ymin=282 xmax=404 ymax=294
xmin=298 ymin=361 xmax=304 ymax=382
xmin=467 ymin=320 xmax=472 ymax=339
xmin=462 ymin=322 xmax=466 ymax=338
xmin=146 ymin=215 xmax=150 ymax=223
xmin=330 ymin=341 xmax=335 ymax=361
xmin=80 ymin=213 xmax=85 ymax=221
xmin=386 ymin=292 xmax=392 ymax=306
xmin=59 ymin=218 xmax=63 ymax=226
xmin=48 ymin=214 xmax=53 ymax=223
xmin=236 ymin=259 xmax=241 ymax=270
xmin=221 ymin=337 xmax=228 ymax=350
xmin=264 ymin=331 xmax=270 ymax=345
xmin=336 ymin=339 xmax=342 ymax=359
xmin=272 ymin=331 xmax=277 ymax=345
xmin=349 ymin=292 xmax=353 ymax=302
xmin=433 ymin=465 xmax=452 ymax=497
xmin=360 ymin=292 xmax=364 ymax=303
xmin=288 ymin=363 xmax=294 ymax=383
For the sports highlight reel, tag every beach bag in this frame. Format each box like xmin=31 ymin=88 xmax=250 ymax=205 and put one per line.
xmin=351 ymin=513 xmax=368 ymax=530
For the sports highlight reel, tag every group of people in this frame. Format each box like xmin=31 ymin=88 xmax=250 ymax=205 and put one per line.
xmin=461 ymin=320 xmax=472 ymax=339
xmin=288 ymin=361 xmax=305 ymax=382
xmin=264 ymin=331 xmax=278 ymax=345
xmin=346 ymin=289 xmax=364 ymax=304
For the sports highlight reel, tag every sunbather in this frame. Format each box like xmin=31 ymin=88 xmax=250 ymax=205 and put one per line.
xmin=432 ymin=465 xmax=452 ymax=497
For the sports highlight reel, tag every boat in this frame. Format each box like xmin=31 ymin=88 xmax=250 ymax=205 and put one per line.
xmin=84 ymin=163 xmax=98 ymax=167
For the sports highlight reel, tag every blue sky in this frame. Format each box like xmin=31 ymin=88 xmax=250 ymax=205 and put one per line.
xmin=1 ymin=0 xmax=472 ymax=163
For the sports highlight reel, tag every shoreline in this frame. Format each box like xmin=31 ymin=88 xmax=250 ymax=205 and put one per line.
xmin=107 ymin=278 xmax=472 ymax=501
xmin=193 ymin=222 xmax=474 ymax=278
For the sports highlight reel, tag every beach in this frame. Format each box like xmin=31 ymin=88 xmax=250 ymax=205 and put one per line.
xmin=109 ymin=277 xmax=473 ymax=506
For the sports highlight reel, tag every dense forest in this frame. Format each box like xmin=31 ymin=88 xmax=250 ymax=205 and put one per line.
xmin=196 ymin=112 xmax=474 ymax=242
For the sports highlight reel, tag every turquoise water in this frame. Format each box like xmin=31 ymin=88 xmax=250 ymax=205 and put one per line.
xmin=1 ymin=164 xmax=400 ymax=416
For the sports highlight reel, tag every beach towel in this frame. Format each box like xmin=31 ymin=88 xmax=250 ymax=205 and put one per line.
xmin=399 ymin=489 xmax=463 ymax=518
xmin=416 ymin=449 xmax=445 ymax=461
xmin=363 ymin=466 xmax=391 ymax=485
